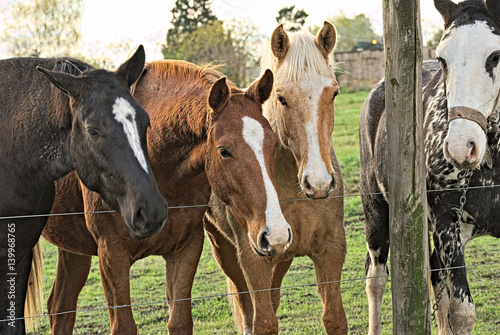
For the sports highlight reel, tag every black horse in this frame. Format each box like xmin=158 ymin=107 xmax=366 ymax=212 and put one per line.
xmin=0 ymin=46 xmax=167 ymax=334
xmin=360 ymin=0 xmax=500 ymax=334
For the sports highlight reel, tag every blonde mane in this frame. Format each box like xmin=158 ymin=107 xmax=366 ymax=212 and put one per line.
xmin=260 ymin=31 xmax=336 ymax=82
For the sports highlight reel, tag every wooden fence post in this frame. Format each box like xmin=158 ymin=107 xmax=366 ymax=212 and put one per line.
xmin=383 ymin=0 xmax=431 ymax=333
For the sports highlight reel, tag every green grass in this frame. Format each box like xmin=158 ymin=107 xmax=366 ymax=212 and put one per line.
xmin=29 ymin=90 xmax=499 ymax=334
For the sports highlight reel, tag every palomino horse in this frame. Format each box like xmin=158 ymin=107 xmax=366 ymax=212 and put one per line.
xmin=203 ymin=22 xmax=347 ymax=334
xmin=0 ymin=46 xmax=167 ymax=335
xmin=40 ymin=60 xmax=289 ymax=334
xmin=360 ymin=0 xmax=500 ymax=334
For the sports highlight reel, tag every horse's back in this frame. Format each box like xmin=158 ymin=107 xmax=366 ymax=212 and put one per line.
xmin=359 ymin=78 xmax=387 ymax=199
xmin=360 ymin=60 xmax=442 ymax=196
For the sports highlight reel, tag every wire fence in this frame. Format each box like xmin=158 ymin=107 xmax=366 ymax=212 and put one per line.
xmin=2 ymin=260 xmax=500 ymax=324
xmin=4 ymin=183 xmax=500 ymax=220
xmin=1 ymin=184 xmax=500 ymax=330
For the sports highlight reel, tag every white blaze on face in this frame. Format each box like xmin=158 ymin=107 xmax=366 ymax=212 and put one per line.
xmin=437 ymin=21 xmax=500 ymax=166
xmin=437 ymin=22 xmax=500 ymax=113
xmin=302 ymin=75 xmax=333 ymax=189
xmin=112 ymin=97 xmax=149 ymax=174
xmin=242 ymin=116 xmax=289 ymax=242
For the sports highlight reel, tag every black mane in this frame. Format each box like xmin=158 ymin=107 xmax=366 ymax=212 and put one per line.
xmin=52 ymin=58 xmax=93 ymax=75
xmin=444 ymin=0 xmax=500 ymax=34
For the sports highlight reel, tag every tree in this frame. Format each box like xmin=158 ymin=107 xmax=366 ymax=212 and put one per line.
xmin=276 ymin=5 xmax=308 ymax=32
xmin=1 ymin=0 xmax=81 ymax=57
xmin=79 ymin=39 xmax=134 ymax=69
xmin=224 ymin=18 xmax=266 ymax=87
xmin=172 ymin=20 xmax=231 ymax=64
xmin=322 ymin=12 xmax=381 ymax=52
xmin=162 ymin=18 xmax=263 ymax=88
xmin=163 ymin=1 xmax=264 ymax=87
xmin=163 ymin=0 xmax=219 ymax=59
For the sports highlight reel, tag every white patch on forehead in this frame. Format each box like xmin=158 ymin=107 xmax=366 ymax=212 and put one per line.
xmin=302 ymin=75 xmax=334 ymax=186
xmin=112 ymin=97 xmax=149 ymax=174
xmin=437 ymin=21 xmax=500 ymax=113
xmin=242 ymin=116 xmax=287 ymax=233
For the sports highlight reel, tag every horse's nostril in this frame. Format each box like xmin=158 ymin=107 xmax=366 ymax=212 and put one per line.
xmin=328 ymin=173 xmax=335 ymax=193
xmin=287 ymin=227 xmax=293 ymax=244
xmin=258 ymin=229 xmax=270 ymax=251
xmin=444 ymin=141 xmax=451 ymax=160
xmin=304 ymin=176 xmax=312 ymax=191
xmin=466 ymin=139 xmax=475 ymax=149
xmin=134 ymin=205 xmax=147 ymax=230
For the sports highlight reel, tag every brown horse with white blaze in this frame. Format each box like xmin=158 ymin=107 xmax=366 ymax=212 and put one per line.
xmin=36 ymin=60 xmax=287 ymax=334
xmin=203 ymin=22 xmax=347 ymax=334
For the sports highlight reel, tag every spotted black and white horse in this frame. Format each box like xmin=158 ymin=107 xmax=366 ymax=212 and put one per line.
xmin=360 ymin=0 xmax=500 ymax=334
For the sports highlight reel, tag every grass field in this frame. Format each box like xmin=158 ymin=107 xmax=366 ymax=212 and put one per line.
xmin=30 ymin=90 xmax=499 ymax=334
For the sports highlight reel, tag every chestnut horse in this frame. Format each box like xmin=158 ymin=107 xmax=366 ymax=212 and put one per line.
xmin=39 ymin=60 xmax=288 ymax=334
xmin=203 ymin=22 xmax=347 ymax=334
xmin=0 ymin=46 xmax=167 ymax=335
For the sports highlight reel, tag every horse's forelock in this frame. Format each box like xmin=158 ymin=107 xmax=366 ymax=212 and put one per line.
xmin=260 ymin=31 xmax=335 ymax=82
xmin=47 ymin=59 xmax=94 ymax=127
xmin=52 ymin=59 xmax=93 ymax=76
xmin=443 ymin=0 xmax=500 ymax=32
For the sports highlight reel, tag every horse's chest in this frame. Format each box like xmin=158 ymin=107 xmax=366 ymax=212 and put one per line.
xmin=425 ymin=130 xmax=500 ymax=238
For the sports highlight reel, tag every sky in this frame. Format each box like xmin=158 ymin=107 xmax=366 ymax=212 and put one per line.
xmin=0 ymin=0 xmax=446 ymax=61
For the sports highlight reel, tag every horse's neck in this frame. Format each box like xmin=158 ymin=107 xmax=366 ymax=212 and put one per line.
xmin=148 ymin=115 xmax=208 ymax=198
xmin=4 ymin=96 xmax=73 ymax=184
xmin=137 ymin=70 xmax=212 ymax=197
xmin=274 ymin=145 xmax=300 ymax=195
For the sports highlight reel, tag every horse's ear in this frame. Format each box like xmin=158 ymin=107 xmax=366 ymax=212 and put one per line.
xmin=486 ymin=0 xmax=500 ymax=23
xmin=315 ymin=21 xmax=336 ymax=58
xmin=246 ymin=69 xmax=274 ymax=105
xmin=114 ymin=45 xmax=146 ymax=88
xmin=434 ymin=0 xmax=459 ymax=26
xmin=271 ymin=24 xmax=290 ymax=61
xmin=208 ymin=77 xmax=230 ymax=115
xmin=36 ymin=66 xmax=80 ymax=98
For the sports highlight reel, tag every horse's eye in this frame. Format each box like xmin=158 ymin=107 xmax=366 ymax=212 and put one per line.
xmin=87 ymin=128 xmax=99 ymax=138
xmin=277 ymin=95 xmax=287 ymax=106
xmin=487 ymin=51 xmax=500 ymax=67
xmin=333 ymin=89 xmax=340 ymax=101
xmin=218 ymin=147 xmax=231 ymax=158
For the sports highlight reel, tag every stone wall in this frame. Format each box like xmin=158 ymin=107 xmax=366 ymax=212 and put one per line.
xmin=333 ymin=47 xmax=436 ymax=91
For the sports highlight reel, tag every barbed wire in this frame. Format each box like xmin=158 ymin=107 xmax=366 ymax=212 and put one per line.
xmin=1 ymin=260 xmax=499 ymax=324
xmin=2 ymin=182 xmax=500 ymax=221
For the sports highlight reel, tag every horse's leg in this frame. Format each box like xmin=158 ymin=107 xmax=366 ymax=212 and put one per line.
xmin=163 ymin=224 xmax=204 ymax=334
xmin=237 ymin=248 xmax=278 ymax=335
xmin=310 ymin=237 xmax=348 ymax=334
xmin=97 ymin=242 xmax=135 ymax=335
xmin=47 ymin=249 xmax=92 ymax=335
xmin=362 ymin=191 xmax=390 ymax=335
xmin=431 ymin=247 xmax=475 ymax=335
xmin=270 ymin=259 xmax=293 ymax=313
xmin=430 ymin=249 xmax=453 ymax=335
xmin=204 ymin=221 xmax=254 ymax=334
xmin=0 ymin=245 xmax=32 ymax=335
xmin=1 ymin=187 xmax=53 ymax=335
